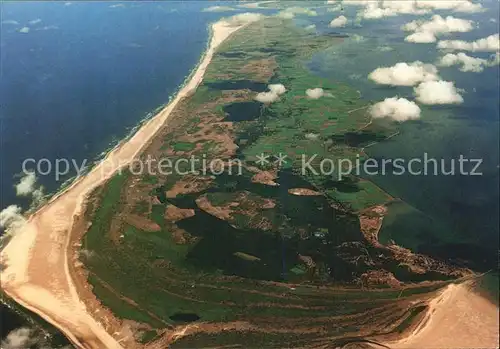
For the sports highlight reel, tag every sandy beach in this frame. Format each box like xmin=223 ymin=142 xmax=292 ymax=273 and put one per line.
xmin=3 ymin=12 xmax=498 ymax=349
xmin=385 ymin=281 xmax=499 ymax=349
xmin=0 ymin=18 xmax=255 ymax=349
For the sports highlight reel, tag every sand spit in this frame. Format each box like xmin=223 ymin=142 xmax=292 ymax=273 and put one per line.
xmin=0 ymin=18 xmax=258 ymax=349
xmin=385 ymin=281 xmax=499 ymax=349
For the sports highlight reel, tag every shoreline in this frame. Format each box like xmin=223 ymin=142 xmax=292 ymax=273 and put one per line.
xmin=30 ymin=17 xmax=220 ymax=214
xmin=0 ymin=18 xmax=255 ymax=349
xmin=20 ymin=19 xmax=218 ymax=219
xmin=383 ymin=281 xmax=499 ymax=348
xmin=2 ymin=14 xmax=498 ymax=349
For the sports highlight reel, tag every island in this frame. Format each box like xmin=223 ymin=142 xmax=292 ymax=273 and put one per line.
xmin=1 ymin=14 xmax=498 ymax=349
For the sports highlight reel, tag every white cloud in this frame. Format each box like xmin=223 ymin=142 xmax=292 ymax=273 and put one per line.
xmin=414 ymin=80 xmax=464 ymax=104
xmin=268 ymin=84 xmax=286 ymax=95
xmin=277 ymin=12 xmax=294 ymax=19
xmin=342 ymin=0 xmax=378 ymax=6
xmin=405 ymin=31 xmax=437 ymax=43
xmin=305 ymin=132 xmax=320 ymax=140
xmin=14 ymin=172 xmax=44 ymax=205
xmin=377 ymin=45 xmax=394 ymax=52
xmin=490 ymin=18 xmax=497 ymax=23
xmin=305 ymin=24 xmax=316 ymax=31
xmin=278 ymin=7 xmax=317 ymax=19
xmin=437 ymin=33 xmax=500 ymax=52
xmin=356 ymin=1 xmax=429 ymax=20
xmin=370 ymin=97 xmax=421 ymax=121
xmin=255 ymin=91 xmax=280 ymax=103
xmin=403 ymin=15 xmax=475 ymax=43
xmin=439 ymin=52 xmax=486 ymax=72
xmin=203 ymin=6 xmax=236 ymax=12
xmin=439 ymin=52 xmax=500 ymax=72
xmin=19 ymin=27 xmax=30 ymax=34
xmin=1 ymin=328 xmax=37 ymax=349
xmin=36 ymin=25 xmax=59 ymax=31
xmin=381 ymin=1 xmax=430 ymax=14
xmin=32 ymin=188 xmax=44 ymax=205
xmin=0 ymin=205 xmax=26 ymax=231
xmin=415 ymin=0 xmax=484 ymax=13
xmin=238 ymin=1 xmax=276 ymax=9
xmin=403 ymin=15 xmax=474 ymax=34
xmin=356 ymin=3 xmax=397 ymax=19
xmin=454 ymin=1 xmax=483 ymax=13
xmin=255 ymin=84 xmax=286 ymax=104
xmin=350 ymin=34 xmax=365 ymax=42
xmin=490 ymin=52 xmax=500 ymax=66
xmin=345 ymin=0 xmax=482 ymax=22
xmin=15 ymin=172 xmax=38 ymax=196
xmin=330 ymin=15 xmax=348 ymax=28
xmin=306 ymin=88 xmax=325 ymax=99
xmin=2 ymin=20 xmax=20 ymax=25
xmin=357 ymin=3 xmax=397 ymax=19
xmin=368 ymin=61 xmax=440 ymax=86
xmin=28 ymin=18 xmax=42 ymax=25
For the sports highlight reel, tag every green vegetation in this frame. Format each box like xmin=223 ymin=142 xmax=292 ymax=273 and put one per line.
xmin=139 ymin=330 xmax=159 ymax=344
xmin=170 ymin=331 xmax=322 ymax=348
xmin=172 ymin=141 xmax=197 ymax=152
xmin=392 ymin=305 xmax=427 ymax=334
xmin=79 ymin=18 xmax=452 ymax=347
xmin=83 ymin=172 xmax=129 ymax=248
xmin=131 ymin=200 xmax=149 ymax=215
xmin=212 ymin=19 xmax=396 ymax=210
xmin=88 ymin=274 xmax=164 ymax=327
xmin=323 ymin=178 xmax=392 ymax=212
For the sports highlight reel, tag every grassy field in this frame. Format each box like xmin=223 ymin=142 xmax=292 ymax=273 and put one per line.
xmin=78 ymin=18 xmax=458 ymax=346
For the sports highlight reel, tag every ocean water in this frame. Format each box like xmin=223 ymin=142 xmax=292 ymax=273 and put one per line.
xmin=1 ymin=0 xmax=498 ymax=345
xmin=306 ymin=1 xmax=499 ymax=269
xmin=0 ymin=1 xmax=259 ymax=210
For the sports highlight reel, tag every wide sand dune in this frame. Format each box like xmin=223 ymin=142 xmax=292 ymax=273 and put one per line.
xmin=386 ymin=282 xmax=499 ymax=349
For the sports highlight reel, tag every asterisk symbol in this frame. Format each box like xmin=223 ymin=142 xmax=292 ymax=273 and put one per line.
xmin=256 ymin=153 xmax=270 ymax=167
xmin=275 ymin=153 xmax=288 ymax=167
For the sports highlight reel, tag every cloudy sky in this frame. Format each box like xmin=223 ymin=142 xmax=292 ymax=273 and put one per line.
xmin=240 ymin=0 xmax=498 ymax=121
xmin=319 ymin=0 xmax=499 ymax=121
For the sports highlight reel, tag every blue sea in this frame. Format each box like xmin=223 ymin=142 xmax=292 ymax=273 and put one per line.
xmin=0 ymin=1 xmax=271 ymax=210
xmin=304 ymin=1 xmax=499 ymax=269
